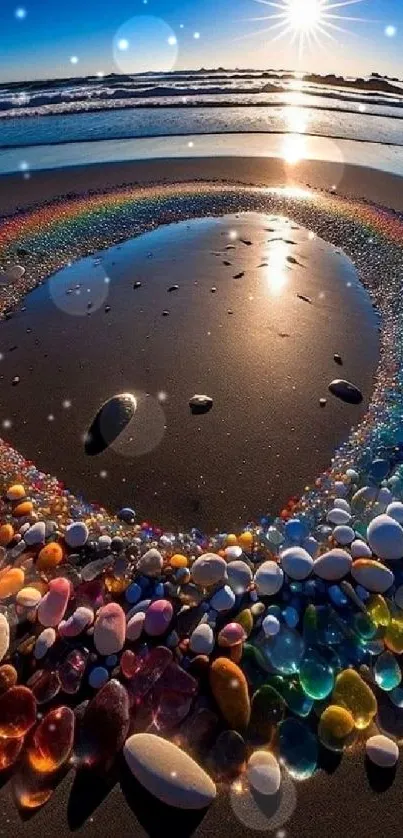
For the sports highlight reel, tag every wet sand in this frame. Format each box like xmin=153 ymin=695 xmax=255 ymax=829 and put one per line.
xmin=0 ymin=156 xmax=400 ymax=837
xmin=0 ymin=212 xmax=378 ymax=530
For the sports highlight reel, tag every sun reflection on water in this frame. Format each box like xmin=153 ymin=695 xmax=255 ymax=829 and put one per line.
xmin=265 ymin=237 xmax=290 ymax=296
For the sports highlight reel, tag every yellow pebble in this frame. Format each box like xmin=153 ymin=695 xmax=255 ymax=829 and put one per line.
xmin=13 ymin=501 xmax=33 ymax=518
xmin=318 ymin=705 xmax=355 ymax=752
xmin=6 ymin=484 xmax=25 ymax=501
xmin=225 ymin=534 xmax=238 ymax=547
xmin=235 ymin=608 xmax=253 ymax=637
xmin=332 ymin=669 xmax=377 ymax=730
xmin=105 ymin=575 xmax=129 ymax=594
xmin=238 ymin=531 xmax=253 ymax=551
xmin=170 ymin=554 xmax=188 ymax=569
xmin=0 ymin=524 xmax=14 ymax=546
xmin=0 ymin=567 xmax=25 ymax=599
xmin=385 ymin=613 xmax=403 ymax=654
xmin=37 ymin=542 xmax=64 ymax=571
xmin=366 ymin=595 xmax=390 ymax=627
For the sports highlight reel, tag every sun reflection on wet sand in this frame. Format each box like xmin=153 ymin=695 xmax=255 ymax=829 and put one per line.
xmin=265 ymin=237 xmax=290 ymax=296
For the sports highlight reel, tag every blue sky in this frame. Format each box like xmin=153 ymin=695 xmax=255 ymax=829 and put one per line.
xmin=0 ymin=0 xmax=402 ymax=82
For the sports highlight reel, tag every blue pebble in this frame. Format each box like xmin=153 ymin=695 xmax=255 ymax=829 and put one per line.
xmin=303 ymin=580 xmax=317 ymax=598
xmin=290 ymin=582 xmax=303 ymax=595
xmin=153 ymin=582 xmax=164 ymax=598
xmin=118 ymin=507 xmax=136 ymax=524
xmin=356 ymin=585 xmax=370 ymax=602
xmin=105 ymin=655 xmax=118 ymax=668
xmin=369 ymin=459 xmax=389 ymax=482
xmin=125 ymin=582 xmax=142 ymax=604
xmin=283 ymin=606 xmax=299 ymax=628
xmin=285 ymin=519 xmax=306 ymax=542
xmin=328 ymin=585 xmax=348 ymax=607
xmin=89 ymin=666 xmax=109 ymax=689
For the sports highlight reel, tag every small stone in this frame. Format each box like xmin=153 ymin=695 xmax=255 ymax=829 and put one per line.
xmin=37 ymin=542 xmax=64 ymax=571
xmin=218 ymin=622 xmax=246 ymax=647
xmin=262 ymin=614 xmax=280 ymax=636
xmin=124 ymin=733 xmax=216 ymax=809
xmin=351 ymin=539 xmax=372 ymax=559
xmin=6 ymin=484 xmax=25 ymax=501
xmin=138 ymin=548 xmax=163 ymax=576
xmin=351 ymin=559 xmax=394 ymax=593
xmin=191 ymin=554 xmax=227 ymax=587
xmin=28 ymin=706 xmax=75 ymax=772
xmin=254 ymin=561 xmax=284 ymax=595
xmin=280 ymin=546 xmax=313 ymax=580
xmin=210 ymin=585 xmax=236 ymax=612
xmin=24 ymin=521 xmax=46 ymax=546
xmin=329 ymin=379 xmax=363 ymax=404
xmin=279 ymin=718 xmax=318 ymax=779
xmin=0 ymin=614 xmax=9 ymax=662
xmin=79 ymin=679 xmax=130 ymax=769
xmin=0 ymin=664 xmax=17 ymax=694
xmin=13 ymin=500 xmax=33 ymax=517
xmin=38 ymin=578 xmax=70 ymax=627
xmin=367 ymin=514 xmax=403 ymax=560
xmin=126 ymin=612 xmax=145 ymax=641
xmin=313 ymin=548 xmax=352 ymax=581
xmin=210 ymin=657 xmax=250 ymax=730
xmin=189 ymin=394 xmax=213 ymax=415
xmin=366 ymin=734 xmax=399 ymax=768
xmin=58 ymin=606 xmax=93 ymax=638
xmin=58 ymin=649 xmax=88 ymax=694
xmin=34 ymin=627 xmax=56 ymax=660
xmin=94 ymin=603 xmax=126 ymax=655
xmin=333 ymin=525 xmax=355 ymax=545
xmin=327 ymin=508 xmax=351 ymax=525
xmin=235 ymin=608 xmax=253 ymax=637
xmin=125 ymin=582 xmax=142 ymax=604
xmin=89 ymin=667 xmax=109 ymax=689
xmin=0 ymin=524 xmax=14 ymax=546
xmin=227 ymin=561 xmax=253 ymax=594
xmin=247 ymin=750 xmax=281 ymax=795
xmin=318 ymin=705 xmax=355 ymax=752
xmin=0 ymin=686 xmax=36 ymax=738
xmin=65 ymin=522 xmax=89 ymax=549
xmin=189 ymin=623 xmax=215 ymax=655
xmin=332 ymin=669 xmax=377 ymax=729
xmin=85 ymin=393 xmax=137 ymax=455
xmin=27 ymin=669 xmax=61 ymax=704
xmin=118 ymin=507 xmax=136 ymax=524
xmin=0 ymin=567 xmax=25 ymax=599
xmin=144 ymin=599 xmax=173 ymax=636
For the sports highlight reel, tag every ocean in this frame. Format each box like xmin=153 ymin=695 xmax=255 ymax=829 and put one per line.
xmin=1 ymin=69 xmax=403 ymax=174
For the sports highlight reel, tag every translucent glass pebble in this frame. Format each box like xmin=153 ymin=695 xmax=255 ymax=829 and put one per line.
xmin=299 ymin=649 xmax=334 ymax=700
xmin=278 ymin=718 xmax=318 ymax=780
xmin=332 ymin=669 xmax=377 ymax=729
xmin=374 ymin=651 xmax=401 ymax=691
xmin=264 ymin=626 xmax=305 ymax=675
xmin=318 ymin=705 xmax=355 ymax=752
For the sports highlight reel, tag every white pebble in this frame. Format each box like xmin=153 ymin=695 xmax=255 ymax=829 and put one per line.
xmin=247 ymin=750 xmax=281 ymax=795
xmin=367 ymin=514 xmax=403 ymax=561
xmin=254 ymin=561 xmax=284 ymax=596
xmin=366 ymin=735 xmax=399 ymax=768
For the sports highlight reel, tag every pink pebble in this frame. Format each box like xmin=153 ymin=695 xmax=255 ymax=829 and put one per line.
xmin=126 ymin=612 xmax=145 ymax=642
xmin=38 ymin=578 xmax=70 ymax=627
xmin=94 ymin=603 xmax=126 ymax=655
xmin=217 ymin=622 xmax=247 ymax=647
xmin=59 ymin=606 xmax=94 ymax=638
xmin=144 ymin=599 xmax=173 ymax=636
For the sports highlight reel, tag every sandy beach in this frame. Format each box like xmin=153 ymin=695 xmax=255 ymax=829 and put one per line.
xmin=0 ymin=155 xmax=402 ymax=837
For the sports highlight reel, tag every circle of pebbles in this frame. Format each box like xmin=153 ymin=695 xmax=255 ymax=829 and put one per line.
xmin=0 ymin=183 xmax=402 ymax=814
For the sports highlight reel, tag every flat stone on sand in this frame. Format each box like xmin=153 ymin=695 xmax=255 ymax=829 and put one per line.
xmin=123 ymin=733 xmax=216 ymax=809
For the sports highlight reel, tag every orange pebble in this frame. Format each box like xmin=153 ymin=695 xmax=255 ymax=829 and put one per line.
xmin=13 ymin=501 xmax=33 ymax=518
xmin=170 ymin=554 xmax=188 ymax=569
xmin=0 ymin=568 xmax=25 ymax=599
xmin=37 ymin=542 xmax=63 ymax=571
xmin=238 ymin=531 xmax=253 ymax=551
xmin=0 ymin=524 xmax=14 ymax=546
xmin=6 ymin=484 xmax=25 ymax=501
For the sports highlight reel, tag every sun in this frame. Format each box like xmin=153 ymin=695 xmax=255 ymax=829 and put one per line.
xmin=287 ymin=0 xmax=323 ymax=32
xmin=248 ymin=0 xmax=368 ymax=56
